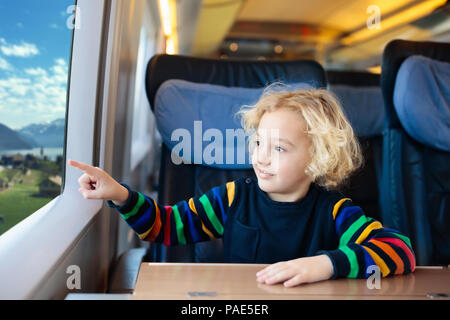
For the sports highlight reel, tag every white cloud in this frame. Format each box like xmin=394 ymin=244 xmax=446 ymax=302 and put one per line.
xmin=0 ymin=41 xmax=39 ymax=57
xmin=0 ymin=77 xmax=31 ymax=96
xmin=0 ymin=56 xmax=13 ymax=71
xmin=0 ymin=86 xmax=6 ymax=100
xmin=25 ymin=67 xmax=47 ymax=77
xmin=0 ymin=58 xmax=68 ymax=128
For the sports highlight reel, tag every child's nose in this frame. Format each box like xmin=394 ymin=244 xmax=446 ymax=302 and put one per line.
xmin=256 ymin=147 xmax=271 ymax=166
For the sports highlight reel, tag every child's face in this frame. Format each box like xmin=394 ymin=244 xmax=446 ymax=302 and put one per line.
xmin=251 ymin=108 xmax=312 ymax=202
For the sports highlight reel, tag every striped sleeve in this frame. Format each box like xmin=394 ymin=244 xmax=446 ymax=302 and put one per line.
xmin=106 ymin=182 xmax=237 ymax=246
xmin=318 ymin=198 xmax=416 ymax=279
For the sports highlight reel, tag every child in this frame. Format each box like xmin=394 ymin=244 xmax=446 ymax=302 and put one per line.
xmin=69 ymin=88 xmax=415 ymax=288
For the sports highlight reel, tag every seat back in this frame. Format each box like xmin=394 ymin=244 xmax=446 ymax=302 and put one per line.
xmin=380 ymin=40 xmax=450 ymax=265
xmin=327 ymin=70 xmax=384 ymax=221
xmin=145 ymin=54 xmax=327 ymax=262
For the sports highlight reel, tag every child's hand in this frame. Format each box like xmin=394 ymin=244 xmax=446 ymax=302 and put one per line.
xmin=68 ymin=159 xmax=129 ymax=206
xmin=256 ymin=254 xmax=334 ymax=287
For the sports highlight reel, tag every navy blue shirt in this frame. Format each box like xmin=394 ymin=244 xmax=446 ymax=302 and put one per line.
xmin=222 ymin=177 xmax=340 ymax=263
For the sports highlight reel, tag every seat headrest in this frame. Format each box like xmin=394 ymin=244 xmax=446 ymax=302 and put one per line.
xmin=330 ymin=85 xmax=385 ymax=138
xmin=154 ymin=79 xmax=313 ymax=169
xmin=381 ymin=40 xmax=450 ymax=128
xmin=394 ymin=55 xmax=450 ymax=152
xmin=145 ymin=54 xmax=327 ymax=110
xmin=327 ymin=70 xmax=380 ymax=87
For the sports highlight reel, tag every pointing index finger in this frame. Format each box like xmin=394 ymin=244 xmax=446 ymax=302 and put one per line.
xmin=68 ymin=159 xmax=96 ymax=174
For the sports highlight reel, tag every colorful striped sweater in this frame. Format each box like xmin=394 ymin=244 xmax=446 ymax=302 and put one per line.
xmin=106 ymin=177 xmax=416 ymax=279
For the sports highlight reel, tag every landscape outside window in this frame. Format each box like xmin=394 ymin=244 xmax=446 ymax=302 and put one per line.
xmin=0 ymin=0 xmax=74 ymax=236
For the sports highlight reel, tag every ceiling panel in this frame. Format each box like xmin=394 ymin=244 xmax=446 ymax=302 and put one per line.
xmin=237 ymin=0 xmax=419 ymax=32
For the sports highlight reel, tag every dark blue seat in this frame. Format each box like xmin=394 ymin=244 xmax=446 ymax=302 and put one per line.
xmin=379 ymin=40 xmax=450 ymax=266
xmin=327 ymin=70 xmax=384 ymax=222
xmin=144 ymin=54 xmax=327 ymax=262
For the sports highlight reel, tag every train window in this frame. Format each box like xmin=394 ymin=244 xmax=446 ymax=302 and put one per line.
xmin=0 ymin=0 xmax=75 ymax=237
xmin=0 ymin=0 xmax=106 ymax=299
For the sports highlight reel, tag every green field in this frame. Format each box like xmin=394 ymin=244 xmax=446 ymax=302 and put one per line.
xmin=0 ymin=169 xmax=54 ymax=236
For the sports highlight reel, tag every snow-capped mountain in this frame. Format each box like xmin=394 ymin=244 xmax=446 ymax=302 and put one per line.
xmin=16 ymin=118 xmax=66 ymax=148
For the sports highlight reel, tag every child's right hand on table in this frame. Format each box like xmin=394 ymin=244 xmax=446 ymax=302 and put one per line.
xmin=68 ymin=159 xmax=129 ymax=206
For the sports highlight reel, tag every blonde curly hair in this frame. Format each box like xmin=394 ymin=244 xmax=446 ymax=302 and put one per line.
xmin=236 ymin=85 xmax=363 ymax=190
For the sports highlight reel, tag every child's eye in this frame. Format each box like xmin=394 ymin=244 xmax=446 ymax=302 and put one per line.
xmin=275 ymin=146 xmax=285 ymax=152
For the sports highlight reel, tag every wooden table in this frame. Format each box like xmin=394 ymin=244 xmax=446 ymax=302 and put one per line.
xmin=132 ymin=263 xmax=450 ymax=300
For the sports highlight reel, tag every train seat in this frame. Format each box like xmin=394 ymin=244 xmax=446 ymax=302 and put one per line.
xmin=380 ymin=40 xmax=450 ymax=265
xmin=327 ymin=70 xmax=384 ymax=221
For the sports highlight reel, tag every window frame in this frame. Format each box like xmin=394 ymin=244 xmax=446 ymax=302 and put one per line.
xmin=129 ymin=25 xmax=154 ymax=172
xmin=0 ymin=0 xmax=107 ymax=299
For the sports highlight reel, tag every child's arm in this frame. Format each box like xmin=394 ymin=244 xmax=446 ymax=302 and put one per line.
xmin=68 ymin=159 xmax=236 ymax=245
xmin=256 ymin=198 xmax=416 ymax=287
xmin=320 ymin=198 xmax=416 ymax=279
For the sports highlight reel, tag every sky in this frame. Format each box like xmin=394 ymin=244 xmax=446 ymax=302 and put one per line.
xmin=0 ymin=0 xmax=74 ymax=129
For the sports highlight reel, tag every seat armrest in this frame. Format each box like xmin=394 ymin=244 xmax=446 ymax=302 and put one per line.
xmin=108 ymin=248 xmax=147 ymax=293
